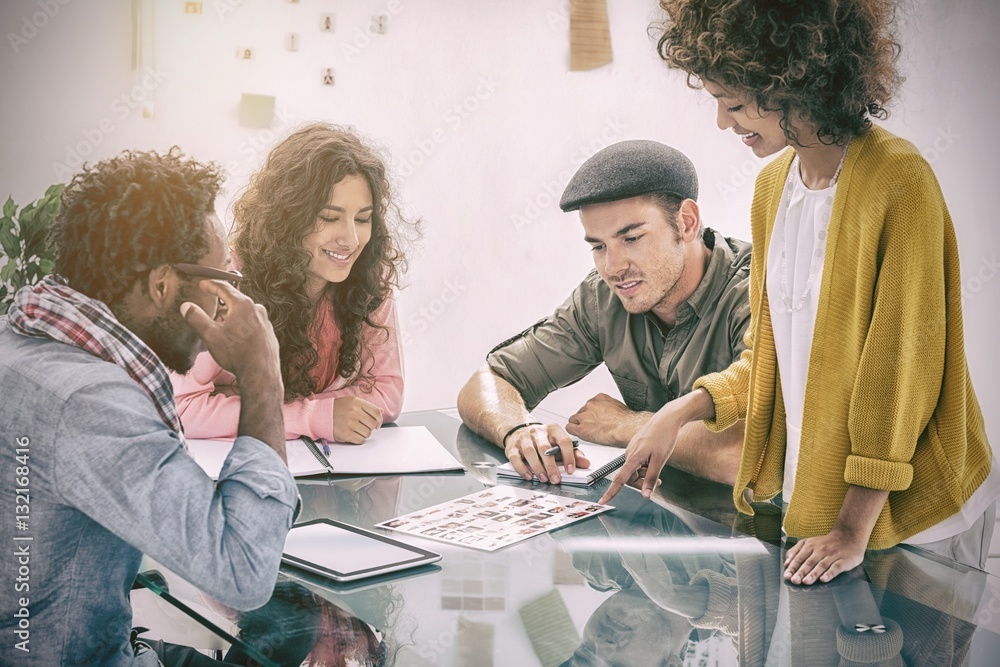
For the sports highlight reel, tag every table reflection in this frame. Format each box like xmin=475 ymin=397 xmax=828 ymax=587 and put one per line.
xmin=221 ymin=580 xmax=387 ymax=667
xmin=133 ymin=410 xmax=1000 ymax=666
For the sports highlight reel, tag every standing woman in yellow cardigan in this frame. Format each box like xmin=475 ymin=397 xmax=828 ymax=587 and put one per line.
xmin=602 ymin=0 xmax=998 ymax=584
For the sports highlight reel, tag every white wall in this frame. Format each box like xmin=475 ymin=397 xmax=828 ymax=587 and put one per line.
xmin=2 ymin=0 xmax=997 ymax=444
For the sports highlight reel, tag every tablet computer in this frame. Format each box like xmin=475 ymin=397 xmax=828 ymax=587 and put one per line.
xmin=281 ymin=518 xmax=441 ymax=583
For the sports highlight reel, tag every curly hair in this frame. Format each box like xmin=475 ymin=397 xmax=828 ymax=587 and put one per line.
xmin=49 ymin=148 xmax=222 ymax=308
xmin=655 ymin=0 xmax=903 ymax=145
xmin=232 ymin=123 xmax=411 ymax=402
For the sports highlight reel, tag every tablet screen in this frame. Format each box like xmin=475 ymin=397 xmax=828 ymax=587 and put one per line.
xmin=282 ymin=520 xmax=440 ymax=582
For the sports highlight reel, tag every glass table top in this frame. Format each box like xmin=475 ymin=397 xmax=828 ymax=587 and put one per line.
xmin=134 ymin=409 xmax=1000 ymax=666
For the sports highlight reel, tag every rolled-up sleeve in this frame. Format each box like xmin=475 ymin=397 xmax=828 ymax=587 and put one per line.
xmin=55 ymin=379 xmax=298 ymax=611
xmin=486 ymin=278 xmax=603 ymax=411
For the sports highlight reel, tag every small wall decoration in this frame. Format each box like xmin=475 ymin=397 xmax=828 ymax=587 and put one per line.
xmin=237 ymin=47 xmax=253 ymax=60
xmin=286 ymin=33 xmax=299 ymax=51
xmin=320 ymin=13 xmax=335 ymax=32
xmin=184 ymin=2 xmax=202 ymax=14
xmin=322 ymin=68 xmax=335 ymax=86
xmin=569 ymin=0 xmax=613 ymax=71
xmin=240 ymin=93 xmax=276 ymax=129
xmin=371 ymin=13 xmax=388 ymax=34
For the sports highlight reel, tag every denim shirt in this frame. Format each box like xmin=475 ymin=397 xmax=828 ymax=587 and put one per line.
xmin=0 ymin=325 xmax=299 ymax=666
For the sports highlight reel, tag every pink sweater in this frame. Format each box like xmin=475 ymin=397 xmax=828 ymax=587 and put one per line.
xmin=172 ymin=296 xmax=404 ymax=441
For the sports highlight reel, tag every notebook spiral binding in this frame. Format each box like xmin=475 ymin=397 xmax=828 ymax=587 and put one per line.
xmin=301 ymin=437 xmax=333 ymax=471
xmin=589 ymin=455 xmax=625 ymax=481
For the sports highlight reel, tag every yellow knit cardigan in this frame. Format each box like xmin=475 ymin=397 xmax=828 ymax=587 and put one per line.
xmin=693 ymin=126 xmax=992 ymax=549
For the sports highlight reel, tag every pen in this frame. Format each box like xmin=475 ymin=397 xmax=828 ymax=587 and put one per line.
xmin=543 ymin=440 xmax=579 ymax=457
xmin=303 ymin=435 xmax=332 ymax=458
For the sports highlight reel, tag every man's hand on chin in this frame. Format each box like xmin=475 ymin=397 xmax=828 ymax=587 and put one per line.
xmin=565 ymin=393 xmax=652 ymax=447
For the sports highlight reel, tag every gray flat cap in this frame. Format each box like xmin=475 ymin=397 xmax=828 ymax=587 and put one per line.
xmin=559 ymin=140 xmax=699 ymax=212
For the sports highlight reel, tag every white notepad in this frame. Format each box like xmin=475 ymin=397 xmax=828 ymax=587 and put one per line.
xmin=187 ymin=426 xmax=465 ymax=479
xmin=496 ymin=441 xmax=625 ymax=486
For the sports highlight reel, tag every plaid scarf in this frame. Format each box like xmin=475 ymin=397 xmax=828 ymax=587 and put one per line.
xmin=7 ymin=275 xmax=186 ymax=449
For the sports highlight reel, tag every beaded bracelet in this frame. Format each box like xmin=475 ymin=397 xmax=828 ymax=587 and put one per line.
xmin=502 ymin=421 xmax=543 ymax=449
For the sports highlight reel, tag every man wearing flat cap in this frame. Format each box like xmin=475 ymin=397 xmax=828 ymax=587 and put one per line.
xmin=458 ymin=140 xmax=751 ymax=485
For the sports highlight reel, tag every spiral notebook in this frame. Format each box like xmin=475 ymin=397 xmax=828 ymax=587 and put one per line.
xmin=496 ymin=442 xmax=625 ymax=486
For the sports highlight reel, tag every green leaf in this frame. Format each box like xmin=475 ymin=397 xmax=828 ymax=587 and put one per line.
xmin=1 ymin=259 xmax=17 ymax=282
xmin=0 ymin=186 xmax=62 ymax=271
xmin=0 ymin=214 xmax=13 ymax=240
xmin=0 ymin=227 xmax=19 ymax=259
xmin=20 ymin=188 xmax=61 ymax=260
xmin=18 ymin=201 xmax=37 ymax=229
xmin=38 ymin=258 xmax=54 ymax=275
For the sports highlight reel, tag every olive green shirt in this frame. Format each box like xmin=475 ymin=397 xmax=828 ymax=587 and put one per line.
xmin=487 ymin=229 xmax=752 ymax=412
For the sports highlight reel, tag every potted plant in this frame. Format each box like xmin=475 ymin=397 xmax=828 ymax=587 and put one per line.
xmin=0 ymin=184 xmax=64 ymax=314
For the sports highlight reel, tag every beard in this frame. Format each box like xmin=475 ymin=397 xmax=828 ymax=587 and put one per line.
xmin=144 ymin=286 xmax=202 ymax=374
xmin=647 ymin=252 xmax=686 ymax=315
xmin=612 ymin=252 xmax=687 ymax=316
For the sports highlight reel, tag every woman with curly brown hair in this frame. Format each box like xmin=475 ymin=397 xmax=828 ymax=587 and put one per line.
xmin=173 ymin=123 xmax=410 ymax=445
xmin=602 ymin=0 xmax=997 ymax=584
